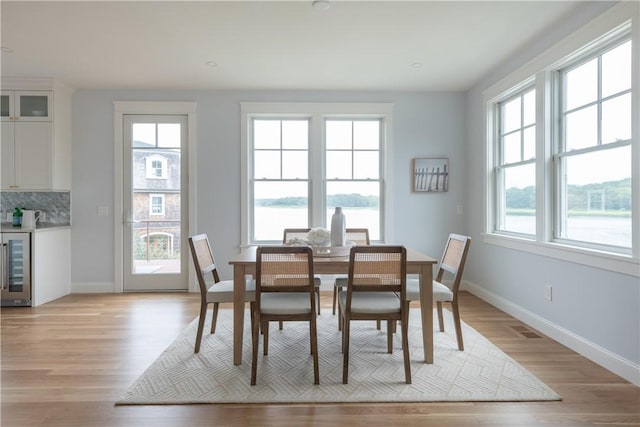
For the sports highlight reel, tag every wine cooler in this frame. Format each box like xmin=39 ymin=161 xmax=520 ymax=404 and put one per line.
xmin=1 ymin=232 xmax=31 ymax=306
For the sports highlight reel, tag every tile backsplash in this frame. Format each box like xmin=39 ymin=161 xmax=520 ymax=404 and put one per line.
xmin=1 ymin=191 xmax=71 ymax=225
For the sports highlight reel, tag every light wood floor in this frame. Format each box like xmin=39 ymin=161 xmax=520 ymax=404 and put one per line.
xmin=1 ymin=292 xmax=638 ymax=427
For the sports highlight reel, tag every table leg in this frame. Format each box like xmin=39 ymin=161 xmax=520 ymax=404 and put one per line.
xmin=233 ymin=265 xmax=246 ymax=365
xmin=419 ymin=263 xmax=434 ymax=363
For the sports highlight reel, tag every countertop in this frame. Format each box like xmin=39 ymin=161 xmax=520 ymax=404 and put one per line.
xmin=0 ymin=222 xmax=71 ymax=233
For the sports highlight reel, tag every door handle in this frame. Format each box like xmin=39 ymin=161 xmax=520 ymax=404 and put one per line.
xmin=122 ymin=209 xmax=139 ymax=224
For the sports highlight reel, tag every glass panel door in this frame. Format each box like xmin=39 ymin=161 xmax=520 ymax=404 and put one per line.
xmin=122 ymin=115 xmax=188 ymax=291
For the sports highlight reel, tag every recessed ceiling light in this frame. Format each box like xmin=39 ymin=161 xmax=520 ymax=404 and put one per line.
xmin=206 ymin=61 xmax=218 ymax=67
xmin=312 ymin=0 xmax=330 ymax=10
xmin=1 ymin=46 xmax=14 ymax=53
xmin=411 ymin=62 xmax=423 ymax=69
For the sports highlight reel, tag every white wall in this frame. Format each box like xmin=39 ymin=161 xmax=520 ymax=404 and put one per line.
xmin=463 ymin=1 xmax=639 ymax=385
xmin=71 ymin=90 xmax=466 ymax=289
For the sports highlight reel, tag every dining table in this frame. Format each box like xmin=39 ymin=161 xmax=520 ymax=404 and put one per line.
xmin=228 ymin=246 xmax=438 ymax=365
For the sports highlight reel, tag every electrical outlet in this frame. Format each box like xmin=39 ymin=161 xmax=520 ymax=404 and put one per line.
xmin=544 ymin=284 xmax=552 ymax=301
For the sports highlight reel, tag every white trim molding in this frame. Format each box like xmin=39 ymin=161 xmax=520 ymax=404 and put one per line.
xmin=463 ymin=280 xmax=640 ymax=387
xmin=113 ymin=101 xmax=197 ymax=293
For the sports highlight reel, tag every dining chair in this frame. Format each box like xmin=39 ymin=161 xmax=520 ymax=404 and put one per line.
xmin=251 ymin=246 xmax=319 ymax=385
xmin=338 ymin=245 xmax=411 ymax=384
xmin=332 ymin=228 xmax=370 ymax=316
xmin=406 ymin=233 xmax=471 ymax=351
xmin=188 ymin=233 xmax=255 ymax=353
xmin=283 ymin=228 xmax=322 ymax=315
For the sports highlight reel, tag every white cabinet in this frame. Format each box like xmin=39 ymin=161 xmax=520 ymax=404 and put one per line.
xmin=2 ymin=121 xmax=53 ymax=189
xmin=1 ymin=91 xmax=53 ymax=122
xmin=0 ymin=81 xmax=72 ymax=190
xmin=32 ymin=227 xmax=71 ymax=306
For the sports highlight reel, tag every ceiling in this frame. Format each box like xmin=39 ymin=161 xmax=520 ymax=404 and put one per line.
xmin=1 ymin=1 xmax=591 ymax=91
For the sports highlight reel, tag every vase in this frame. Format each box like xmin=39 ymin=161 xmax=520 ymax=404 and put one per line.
xmin=330 ymin=207 xmax=346 ymax=247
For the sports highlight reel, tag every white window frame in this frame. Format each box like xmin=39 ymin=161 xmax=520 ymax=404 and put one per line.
xmin=483 ymin=2 xmax=639 ymax=277
xmin=553 ymin=35 xmax=632 ymax=253
xmin=149 ymin=193 xmax=165 ymax=216
xmin=492 ymin=81 xmax=537 ymax=237
xmin=240 ymin=102 xmax=394 ymax=247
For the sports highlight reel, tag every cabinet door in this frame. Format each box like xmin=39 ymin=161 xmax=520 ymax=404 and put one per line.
xmin=1 ymin=121 xmax=16 ymax=188
xmin=14 ymin=122 xmax=53 ymax=189
xmin=15 ymin=91 xmax=52 ymax=121
xmin=0 ymin=91 xmax=13 ymax=121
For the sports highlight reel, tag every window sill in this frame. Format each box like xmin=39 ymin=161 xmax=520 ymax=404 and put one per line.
xmin=482 ymin=232 xmax=639 ymax=277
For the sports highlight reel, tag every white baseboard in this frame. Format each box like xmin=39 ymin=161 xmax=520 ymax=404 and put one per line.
xmin=462 ymin=280 xmax=640 ymax=387
xmin=71 ymin=281 xmax=116 ymax=293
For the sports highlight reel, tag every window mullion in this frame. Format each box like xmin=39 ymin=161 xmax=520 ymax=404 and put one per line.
xmin=310 ymin=113 xmax=324 ymax=227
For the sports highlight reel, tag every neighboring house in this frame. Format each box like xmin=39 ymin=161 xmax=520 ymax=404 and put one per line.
xmin=132 ymin=142 xmax=181 ymax=260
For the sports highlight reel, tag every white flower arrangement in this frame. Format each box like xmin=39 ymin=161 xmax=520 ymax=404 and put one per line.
xmin=307 ymin=228 xmax=331 ymax=246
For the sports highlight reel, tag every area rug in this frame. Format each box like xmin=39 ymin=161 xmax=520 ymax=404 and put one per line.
xmin=116 ymin=309 xmax=560 ymax=404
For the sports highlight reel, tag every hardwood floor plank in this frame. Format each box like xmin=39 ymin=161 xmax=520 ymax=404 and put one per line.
xmin=2 ymin=292 xmax=638 ymax=427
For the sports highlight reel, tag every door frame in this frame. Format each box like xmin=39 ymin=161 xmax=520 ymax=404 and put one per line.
xmin=114 ymin=101 xmax=197 ymax=293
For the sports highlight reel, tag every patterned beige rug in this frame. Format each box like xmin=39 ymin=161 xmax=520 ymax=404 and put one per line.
xmin=116 ymin=309 xmax=560 ymax=404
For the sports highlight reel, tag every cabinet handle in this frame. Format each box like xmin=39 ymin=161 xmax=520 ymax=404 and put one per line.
xmin=1 ymin=242 xmax=6 ymax=291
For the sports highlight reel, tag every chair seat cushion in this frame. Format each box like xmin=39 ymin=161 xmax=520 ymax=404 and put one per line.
xmin=334 ymin=277 xmax=347 ymax=287
xmin=260 ymin=292 xmax=312 ymax=315
xmin=207 ymin=278 xmax=256 ymax=303
xmin=339 ymin=291 xmax=400 ymax=314
xmin=406 ymin=278 xmax=453 ymax=302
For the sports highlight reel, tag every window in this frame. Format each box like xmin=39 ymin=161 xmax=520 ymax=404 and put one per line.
xmin=325 ymin=119 xmax=382 ymax=238
xmin=555 ymin=38 xmax=632 ymax=249
xmin=145 ymin=155 xmax=167 ymax=179
xmin=150 ymin=194 xmax=165 ymax=215
xmin=484 ymin=8 xmax=637 ymax=275
xmin=242 ymin=103 xmax=392 ymax=245
xmin=494 ymin=87 xmax=536 ymax=235
xmin=252 ymin=119 xmax=310 ymax=241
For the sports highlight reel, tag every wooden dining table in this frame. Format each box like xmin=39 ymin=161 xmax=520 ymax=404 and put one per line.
xmin=228 ymin=246 xmax=438 ymax=365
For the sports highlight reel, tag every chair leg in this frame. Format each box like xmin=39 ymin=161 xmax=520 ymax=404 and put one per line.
xmin=377 ymin=320 xmax=381 ymax=330
xmin=194 ymin=302 xmax=207 ymax=353
xmin=451 ymin=301 xmax=464 ymax=351
xmin=310 ymin=315 xmax=320 ymax=385
xmin=262 ymin=321 xmax=270 ymax=355
xmin=210 ymin=302 xmax=219 ymax=334
xmin=401 ymin=303 xmax=412 ymax=384
xmin=317 ymin=291 xmax=321 ymax=315
xmin=250 ymin=310 xmax=259 ymax=385
xmin=250 ymin=302 xmax=255 ymax=330
xmin=386 ymin=320 xmax=393 ymax=353
xmin=437 ymin=301 xmax=445 ymax=332
xmin=279 ymin=320 xmax=283 ymax=330
xmin=342 ymin=318 xmax=351 ymax=384
xmin=332 ymin=285 xmax=339 ymax=315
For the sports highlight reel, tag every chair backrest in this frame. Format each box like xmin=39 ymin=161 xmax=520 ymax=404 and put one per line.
xmin=347 ymin=245 xmax=406 ymax=298
xmin=436 ymin=234 xmax=471 ymax=294
xmin=188 ymin=234 xmax=221 ymax=296
xmin=282 ymin=228 xmax=312 ymax=244
xmin=345 ymin=228 xmax=370 ymax=246
xmin=256 ymin=245 xmax=316 ymax=296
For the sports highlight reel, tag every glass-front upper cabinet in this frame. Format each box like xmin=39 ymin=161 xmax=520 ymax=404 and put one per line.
xmin=1 ymin=91 xmax=52 ymax=121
